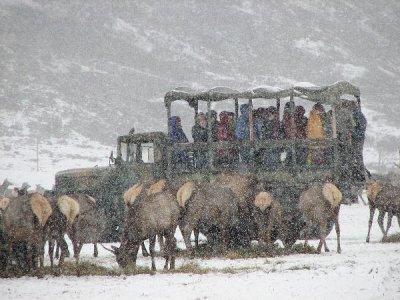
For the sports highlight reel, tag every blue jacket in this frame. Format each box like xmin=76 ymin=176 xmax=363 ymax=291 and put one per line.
xmin=169 ymin=116 xmax=188 ymax=143
xmin=235 ymin=104 xmax=259 ymax=142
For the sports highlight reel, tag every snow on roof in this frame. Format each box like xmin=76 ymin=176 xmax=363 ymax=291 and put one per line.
xmin=164 ymin=81 xmax=360 ymax=107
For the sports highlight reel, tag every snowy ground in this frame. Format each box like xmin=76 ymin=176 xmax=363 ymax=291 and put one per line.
xmin=1 ymin=202 xmax=399 ymax=300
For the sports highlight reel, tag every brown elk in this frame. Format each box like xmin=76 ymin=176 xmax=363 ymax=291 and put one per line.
xmin=1 ymin=193 xmax=52 ymax=277
xmin=211 ymin=173 xmax=259 ymax=247
xmin=366 ymin=182 xmax=400 ymax=242
xmin=46 ymin=193 xmax=104 ymax=275
xmin=110 ymin=180 xmax=180 ymax=271
xmin=252 ymin=190 xmax=285 ymax=252
xmin=299 ymin=183 xmax=342 ymax=253
xmin=177 ymin=181 xmax=239 ymax=257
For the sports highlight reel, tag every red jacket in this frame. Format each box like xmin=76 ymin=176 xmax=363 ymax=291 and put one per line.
xmin=217 ymin=111 xmax=237 ymax=159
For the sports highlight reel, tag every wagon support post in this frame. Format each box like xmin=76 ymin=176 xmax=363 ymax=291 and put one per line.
xmin=289 ymin=89 xmax=297 ymax=166
xmin=166 ymin=101 xmax=172 ymax=178
xmin=248 ymin=98 xmax=256 ymax=167
xmin=332 ymin=97 xmax=339 ymax=182
xmin=207 ymin=98 xmax=213 ymax=173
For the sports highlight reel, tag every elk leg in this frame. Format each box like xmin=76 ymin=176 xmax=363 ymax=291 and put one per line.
xmin=366 ymin=205 xmax=375 ymax=243
xmin=304 ymin=221 xmax=311 ymax=250
xmin=170 ymin=237 xmax=176 ymax=270
xmin=181 ymin=224 xmax=194 ymax=258
xmin=93 ymin=243 xmax=98 ymax=258
xmin=149 ymin=235 xmax=157 ymax=271
xmin=397 ymin=214 xmax=400 ymax=229
xmin=323 ymin=240 xmax=330 ymax=252
xmin=194 ymin=227 xmax=200 ymax=248
xmin=129 ymin=243 xmax=140 ymax=269
xmin=49 ymin=239 xmax=55 ymax=268
xmin=377 ymin=210 xmax=386 ymax=239
xmin=385 ymin=211 xmax=393 ymax=237
xmin=57 ymin=236 xmax=68 ymax=270
xmin=265 ymin=216 xmax=274 ymax=253
xmin=55 ymin=240 xmax=60 ymax=259
xmin=317 ymin=221 xmax=327 ymax=253
xmin=6 ymin=239 xmax=13 ymax=273
xmin=75 ymin=242 xmax=83 ymax=276
xmin=141 ymin=242 xmax=149 ymax=257
xmin=37 ymin=239 xmax=45 ymax=278
xmin=163 ymin=230 xmax=176 ymax=270
xmin=157 ymin=234 xmax=164 ymax=256
xmin=27 ymin=242 xmax=34 ymax=274
xmin=219 ymin=227 xmax=229 ymax=254
xmin=334 ymin=207 xmax=341 ymax=254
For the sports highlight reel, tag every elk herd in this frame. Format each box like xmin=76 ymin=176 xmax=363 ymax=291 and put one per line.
xmin=0 ymin=174 xmax=399 ymax=278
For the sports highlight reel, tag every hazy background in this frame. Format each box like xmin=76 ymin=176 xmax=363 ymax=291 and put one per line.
xmin=1 ymin=0 xmax=400 ymax=183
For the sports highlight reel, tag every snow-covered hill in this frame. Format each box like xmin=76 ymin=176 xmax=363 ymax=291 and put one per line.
xmin=1 ymin=0 xmax=400 ymax=184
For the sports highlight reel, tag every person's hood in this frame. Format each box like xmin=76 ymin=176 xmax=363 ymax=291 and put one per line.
xmin=296 ymin=106 xmax=305 ymax=117
xmin=240 ymin=104 xmax=249 ymax=118
xmin=219 ymin=111 xmax=230 ymax=125
xmin=169 ymin=116 xmax=180 ymax=130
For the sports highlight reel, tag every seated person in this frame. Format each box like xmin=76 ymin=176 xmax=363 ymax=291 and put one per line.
xmin=191 ymin=112 xmax=208 ymax=168
xmin=235 ymin=104 xmax=260 ymax=164
xmin=260 ymin=106 xmax=282 ymax=168
xmin=306 ymin=103 xmax=326 ymax=165
xmin=169 ymin=116 xmax=189 ymax=168
xmin=216 ymin=111 xmax=238 ymax=166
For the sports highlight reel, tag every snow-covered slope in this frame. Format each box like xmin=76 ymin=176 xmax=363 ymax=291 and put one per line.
xmin=1 ymin=0 xmax=400 ymax=180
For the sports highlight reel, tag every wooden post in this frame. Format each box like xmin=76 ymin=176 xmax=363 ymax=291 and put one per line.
xmin=194 ymin=102 xmax=199 ymax=119
xmin=276 ymin=98 xmax=281 ymax=120
xmin=234 ymin=98 xmax=239 ymax=123
xmin=332 ymin=106 xmax=337 ymax=139
xmin=249 ymin=98 xmax=254 ymax=142
xmin=333 ymin=99 xmax=339 ymax=181
xmin=207 ymin=99 xmax=213 ymax=170
xmin=289 ymin=90 xmax=296 ymax=165
xmin=166 ymin=102 xmax=172 ymax=178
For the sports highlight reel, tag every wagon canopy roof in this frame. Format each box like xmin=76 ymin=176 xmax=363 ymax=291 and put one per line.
xmin=164 ymin=81 xmax=360 ymax=107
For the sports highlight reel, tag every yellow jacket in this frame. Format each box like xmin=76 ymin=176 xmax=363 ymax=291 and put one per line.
xmin=306 ymin=110 xmax=325 ymax=139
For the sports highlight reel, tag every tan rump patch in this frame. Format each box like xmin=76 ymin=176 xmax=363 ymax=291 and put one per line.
xmin=0 ymin=197 xmax=11 ymax=211
xmin=254 ymin=192 xmax=273 ymax=212
xmin=176 ymin=181 xmax=195 ymax=208
xmin=367 ymin=182 xmax=382 ymax=203
xmin=57 ymin=195 xmax=80 ymax=225
xmin=124 ymin=184 xmax=143 ymax=207
xmin=147 ymin=179 xmax=166 ymax=196
xmin=30 ymin=193 xmax=52 ymax=226
xmin=322 ymin=183 xmax=342 ymax=208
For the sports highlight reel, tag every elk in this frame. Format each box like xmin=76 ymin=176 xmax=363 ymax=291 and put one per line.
xmin=299 ymin=183 xmax=342 ymax=253
xmin=1 ymin=193 xmax=52 ymax=277
xmin=211 ymin=173 xmax=259 ymax=247
xmin=252 ymin=190 xmax=285 ymax=252
xmin=46 ymin=193 xmax=104 ymax=275
xmin=177 ymin=181 xmax=239 ymax=257
xmin=110 ymin=180 xmax=180 ymax=271
xmin=122 ymin=182 xmax=168 ymax=257
xmin=366 ymin=182 xmax=400 ymax=242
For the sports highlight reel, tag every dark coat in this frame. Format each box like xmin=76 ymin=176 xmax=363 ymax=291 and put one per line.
xmin=217 ymin=111 xmax=238 ymax=161
xmin=192 ymin=124 xmax=208 ymax=143
xmin=169 ymin=116 xmax=188 ymax=164
xmin=352 ymin=109 xmax=367 ymax=143
xmin=169 ymin=116 xmax=188 ymax=143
